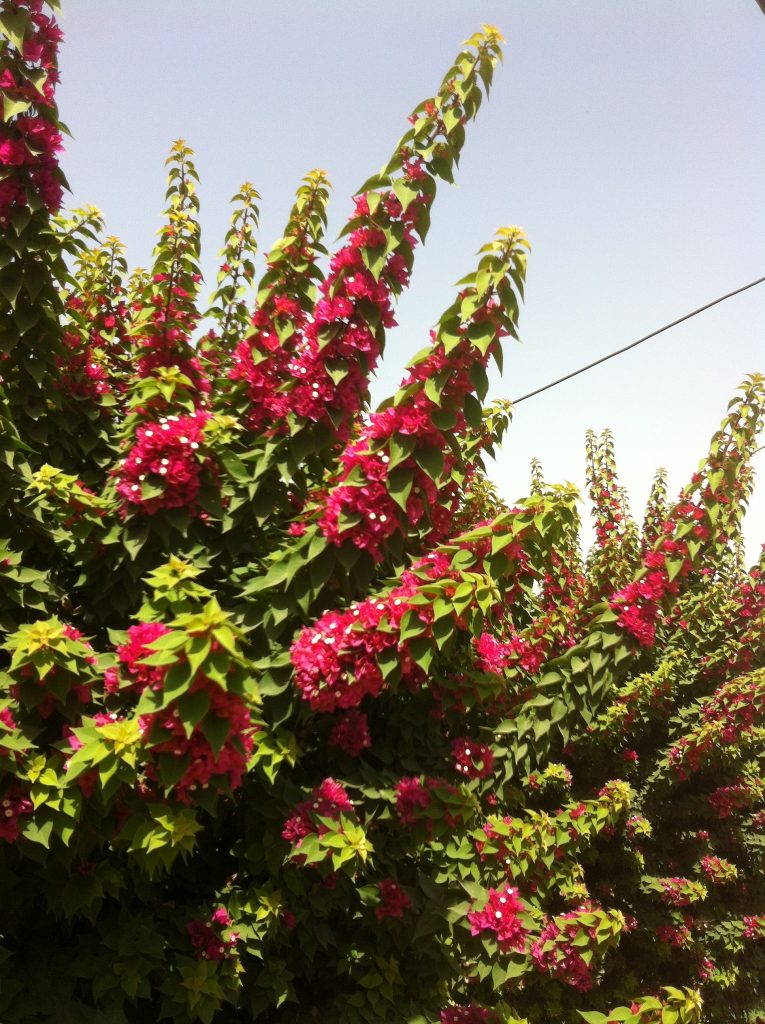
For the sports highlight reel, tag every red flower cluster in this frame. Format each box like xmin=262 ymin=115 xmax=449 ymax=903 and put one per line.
xmin=375 ymin=879 xmax=410 ymax=920
xmin=56 ymin=291 xmax=132 ymax=406
xmin=656 ymin=916 xmax=694 ymax=948
xmin=440 ymin=1007 xmax=499 ymax=1024
xmin=290 ymin=568 xmax=427 ymax=713
xmin=669 ymin=674 xmax=765 ymax=777
xmin=56 ymin=328 xmax=112 ymax=401
xmin=116 ymin=412 xmax=211 ymax=515
xmin=541 ymin=549 xmax=586 ymax=613
xmin=186 ymin=907 xmax=239 ymax=961
xmin=394 ymin=775 xmax=467 ymax=835
xmin=658 ymin=876 xmax=706 ymax=906
xmin=708 ymin=777 xmax=764 ymax=818
xmin=282 ymin=778 xmax=354 ymax=850
xmin=394 ymin=776 xmax=432 ymax=825
xmin=291 ymin=535 xmax=536 ymax=715
xmin=0 ymin=1 xmax=64 ymax=222
xmin=114 ymin=621 xmax=171 ymax=692
xmin=132 ymin=274 xmax=209 ymax=394
xmin=467 ymin=885 xmax=527 ymax=952
xmin=290 ymin=599 xmax=391 ymax=713
xmin=114 ymin=623 xmax=257 ymax=802
xmin=699 ymin=854 xmax=737 ymax=883
xmin=624 ymin=814 xmax=651 ymax=840
xmin=140 ymin=676 xmax=256 ymax=804
xmin=451 ymin=736 xmax=494 ymax=780
xmin=608 ymin=543 xmax=687 ymax=647
xmin=531 ymin=913 xmax=595 ymax=991
xmin=329 ymin=709 xmax=371 ymax=757
xmin=696 ymin=956 xmax=716 ymax=982
xmin=743 ymin=916 xmax=765 ymax=940
xmin=230 ymin=292 xmax=309 ymax=435
xmin=474 ymin=630 xmax=546 ymax=676
xmin=233 ymin=169 xmax=426 ymax=441
xmin=0 ymin=787 xmax=33 ymax=844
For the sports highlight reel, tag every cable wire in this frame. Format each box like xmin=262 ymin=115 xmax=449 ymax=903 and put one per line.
xmin=511 ymin=275 xmax=765 ymax=406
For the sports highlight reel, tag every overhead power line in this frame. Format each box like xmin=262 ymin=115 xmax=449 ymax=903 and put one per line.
xmin=511 ymin=275 xmax=765 ymax=406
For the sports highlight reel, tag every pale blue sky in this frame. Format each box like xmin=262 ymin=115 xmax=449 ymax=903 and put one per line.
xmin=57 ymin=1 xmax=764 ymax=559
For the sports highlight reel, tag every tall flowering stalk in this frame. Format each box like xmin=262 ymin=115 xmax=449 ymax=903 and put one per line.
xmin=113 ymin=141 xmax=213 ymax=520
xmin=585 ymin=428 xmax=641 ymax=596
xmin=642 ymin=466 xmax=669 ymax=551
xmin=201 ymin=181 xmax=260 ymax=370
xmin=227 ymin=169 xmax=329 ymax=433
xmin=316 ymin=226 xmax=529 ymax=560
xmin=0 ymin=0 xmax=69 ymax=458
xmin=53 ymin=210 xmax=132 ymax=482
xmin=275 ymin=27 xmax=506 ymax=449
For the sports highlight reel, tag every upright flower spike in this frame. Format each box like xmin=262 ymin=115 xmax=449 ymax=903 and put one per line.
xmin=53 ymin=211 xmax=134 ymax=484
xmin=450 ymin=398 xmax=513 ymax=527
xmin=585 ymin=429 xmax=641 ymax=596
xmin=127 ymin=140 xmax=205 ymax=397
xmin=245 ymin=26 xmax=505 ymax=470
xmin=292 ymin=29 xmax=505 ymax=438
xmin=316 ymin=226 xmax=529 ymax=561
xmin=642 ymin=466 xmax=669 ymax=551
xmin=227 ymin=169 xmax=330 ymax=432
xmin=74 ymin=234 xmax=134 ymax=389
xmin=0 ymin=0 xmax=64 ymax=222
xmin=52 ymin=206 xmax=108 ymax=395
xmin=0 ymin=0 xmax=73 ymax=461
xmin=530 ymin=457 xmax=546 ymax=495
xmin=201 ymin=181 xmax=260 ymax=370
xmin=114 ymin=142 xmax=216 ymax=519
xmin=525 ymin=464 xmax=586 ymax=620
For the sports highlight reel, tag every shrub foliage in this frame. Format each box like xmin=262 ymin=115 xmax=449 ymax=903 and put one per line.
xmin=1 ymin=5 xmax=764 ymax=1023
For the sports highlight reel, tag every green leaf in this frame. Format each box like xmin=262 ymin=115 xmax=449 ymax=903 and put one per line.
xmin=463 ymin=393 xmax=484 ymax=430
xmin=0 ymin=8 xmax=30 ymax=50
xmin=468 ymin=360 xmax=489 ymax=400
xmin=399 ymin=611 xmax=426 ymax=643
xmin=387 ymin=467 xmax=414 ymax=511
xmin=201 ymin=713 xmax=231 ymax=756
xmin=220 ymin=452 xmax=249 ymax=482
xmin=0 ymin=270 xmax=23 ymax=308
xmin=408 ymin=636 xmax=435 ymax=672
xmin=2 ymin=95 xmax=32 ymax=121
xmin=413 ymin=446 xmax=445 ymax=481
xmin=388 ymin=433 xmax=416 ymax=470
xmin=177 ymin=689 xmax=211 ymax=731
xmin=431 ymin=406 xmax=458 ymax=431
xmin=392 ymin=179 xmax=419 ymax=212
xmin=466 ymin=319 xmax=496 ymax=355
xmin=22 ymin=817 xmax=54 ymax=848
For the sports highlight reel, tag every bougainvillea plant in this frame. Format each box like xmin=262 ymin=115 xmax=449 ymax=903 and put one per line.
xmin=0 ymin=5 xmax=763 ymax=1023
